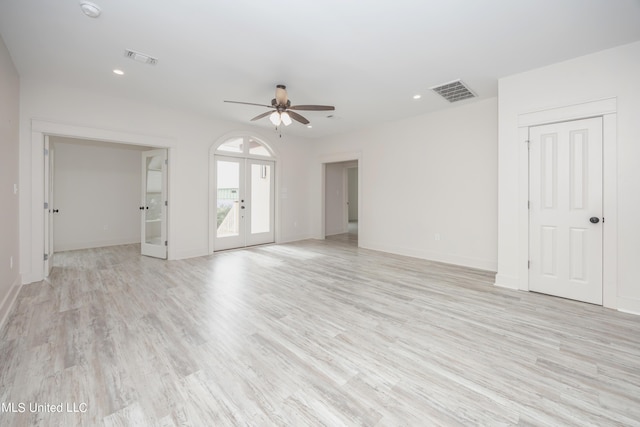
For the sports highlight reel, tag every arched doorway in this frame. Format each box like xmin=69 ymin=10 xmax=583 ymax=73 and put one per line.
xmin=209 ymin=135 xmax=276 ymax=252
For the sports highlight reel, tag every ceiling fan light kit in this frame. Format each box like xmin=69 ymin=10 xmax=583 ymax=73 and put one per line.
xmin=225 ymin=84 xmax=335 ymax=128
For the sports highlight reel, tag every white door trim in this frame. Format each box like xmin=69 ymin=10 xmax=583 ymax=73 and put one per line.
xmin=517 ymin=98 xmax=617 ymax=308
xmin=29 ymin=119 xmax=174 ymax=283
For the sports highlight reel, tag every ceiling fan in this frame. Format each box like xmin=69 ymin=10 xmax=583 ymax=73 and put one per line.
xmin=224 ymin=84 xmax=335 ymax=126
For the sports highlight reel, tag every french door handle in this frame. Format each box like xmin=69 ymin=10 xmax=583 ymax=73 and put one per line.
xmin=589 ymin=217 xmax=600 ymax=224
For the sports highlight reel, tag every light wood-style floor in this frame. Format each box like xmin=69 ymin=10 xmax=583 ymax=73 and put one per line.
xmin=1 ymin=238 xmax=639 ymax=426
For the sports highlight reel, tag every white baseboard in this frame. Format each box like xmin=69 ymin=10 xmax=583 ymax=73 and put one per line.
xmin=494 ymin=273 xmax=521 ymax=290
xmin=278 ymin=233 xmax=314 ymax=244
xmin=54 ymin=238 xmax=140 ymax=252
xmin=617 ymin=296 xmax=640 ymax=316
xmin=0 ymin=274 xmax=22 ymax=331
xmin=172 ymin=248 xmax=208 ymax=260
xmin=359 ymin=240 xmax=497 ymax=272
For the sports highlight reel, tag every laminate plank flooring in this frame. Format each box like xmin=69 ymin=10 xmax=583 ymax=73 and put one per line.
xmin=1 ymin=239 xmax=639 ymax=426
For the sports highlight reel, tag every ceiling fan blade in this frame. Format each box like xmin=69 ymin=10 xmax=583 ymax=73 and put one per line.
xmin=250 ymin=111 xmax=273 ymax=121
xmin=287 ymin=110 xmax=310 ymax=125
xmin=224 ymin=100 xmax=274 ymax=109
xmin=289 ymin=105 xmax=335 ymax=111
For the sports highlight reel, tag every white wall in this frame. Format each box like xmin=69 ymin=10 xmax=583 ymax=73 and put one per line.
xmin=496 ymin=41 xmax=640 ymax=313
xmin=314 ymin=97 xmax=499 ymax=271
xmin=52 ymin=138 xmax=143 ymax=251
xmin=19 ymin=80 xmax=315 ymax=284
xmin=0 ymin=34 xmax=20 ymax=327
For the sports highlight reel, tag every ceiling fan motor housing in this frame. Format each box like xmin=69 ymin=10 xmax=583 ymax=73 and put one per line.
xmin=275 ymin=85 xmax=288 ymax=105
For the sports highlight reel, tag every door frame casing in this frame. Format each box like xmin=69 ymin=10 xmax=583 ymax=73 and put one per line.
xmin=30 ymin=120 xmax=174 ymax=283
xmin=517 ymin=98 xmax=617 ymax=308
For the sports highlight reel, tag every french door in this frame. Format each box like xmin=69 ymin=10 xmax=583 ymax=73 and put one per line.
xmin=44 ymin=136 xmax=55 ymax=276
xmin=141 ymin=149 xmax=168 ymax=259
xmin=214 ymin=156 xmax=275 ymax=251
xmin=529 ymin=117 xmax=603 ymax=304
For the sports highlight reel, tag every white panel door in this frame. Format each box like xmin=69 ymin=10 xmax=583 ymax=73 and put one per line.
xmin=141 ymin=149 xmax=167 ymax=259
xmin=529 ymin=117 xmax=603 ymax=304
xmin=214 ymin=156 xmax=274 ymax=251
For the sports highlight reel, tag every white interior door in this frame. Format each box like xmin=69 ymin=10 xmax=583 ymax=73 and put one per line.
xmin=44 ymin=136 xmax=54 ymax=276
xmin=141 ymin=149 xmax=167 ymax=259
xmin=214 ymin=156 xmax=274 ymax=251
xmin=529 ymin=117 xmax=603 ymax=304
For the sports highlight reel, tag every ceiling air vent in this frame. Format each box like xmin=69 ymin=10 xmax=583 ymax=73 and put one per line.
xmin=124 ymin=49 xmax=158 ymax=65
xmin=430 ymin=79 xmax=476 ymax=103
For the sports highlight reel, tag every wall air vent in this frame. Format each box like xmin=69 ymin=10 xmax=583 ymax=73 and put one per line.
xmin=430 ymin=79 xmax=476 ymax=103
xmin=124 ymin=49 xmax=158 ymax=65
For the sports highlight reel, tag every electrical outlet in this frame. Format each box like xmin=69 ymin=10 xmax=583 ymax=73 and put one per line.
xmin=13 ymin=184 xmax=18 ymax=194
xmin=435 ymin=233 xmax=441 ymax=241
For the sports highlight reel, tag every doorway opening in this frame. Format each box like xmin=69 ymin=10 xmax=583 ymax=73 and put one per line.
xmin=210 ymin=135 xmax=276 ymax=252
xmin=324 ymin=160 xmax=359 ymax=246
xmin=515 ymin=98 xmax=617 ymax=309
xmin=44 ymin=136 xmax=168 ymax=277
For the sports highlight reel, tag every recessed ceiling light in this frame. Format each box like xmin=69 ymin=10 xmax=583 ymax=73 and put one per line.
xmin=413 ymin=94 xmax=422 ymax=99
xmin=113 ymin=69 xmax=124 ymax=75
xmin=80 ymin=1 xmax=101 ymax=18
xmin=307 ymin=125 xmax=312 ymax=128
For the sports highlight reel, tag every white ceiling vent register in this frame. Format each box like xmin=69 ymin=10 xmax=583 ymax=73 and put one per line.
xmin=124 ymin=49 xmax=158 ymax=65
xmin=430 ymin=80 xmax=476 ymax=102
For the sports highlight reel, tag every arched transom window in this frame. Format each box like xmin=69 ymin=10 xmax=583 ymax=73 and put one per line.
xmin=216 ymin=136 xmax=273 ymax=158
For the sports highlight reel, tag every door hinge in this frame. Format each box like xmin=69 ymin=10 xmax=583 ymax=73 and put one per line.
xmin=528 ymin=201 xmax=530 ymax=209
xmin=44 ymin=253 xmax=49 ymax=261
xmin=525 ymin=140 xmax=530 ymax=149
xmin=44 ymin=202 xmax=49 ymax=209
xmin=164 ymin=201 xmax=168 ymax=206
xmin=165 ymin=241 xmax=168 ymax=246
xmin=528 ymin=260 xmax=530 ymax=269
xmin=165 ymin=159 xmax=168 ymax=165
xmin=44 ymin=148 xmax=49 ymax=156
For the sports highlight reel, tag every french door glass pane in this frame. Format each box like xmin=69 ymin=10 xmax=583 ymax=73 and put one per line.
xmin=217 ymin=160 xmax=240 ymax=237
xmin=145 ymin=155 xmax=163 ymax=244
xmin=251 ymin=163 xmax=271 ymax=234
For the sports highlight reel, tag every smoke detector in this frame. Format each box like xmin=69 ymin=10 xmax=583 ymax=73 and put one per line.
xmin=431 ymin=80 xmax=476 ymax=103
xmin=80 ymin=1 xmax=101 ymax=18
xmin=124 ymin=49 xmax=158 ymax=66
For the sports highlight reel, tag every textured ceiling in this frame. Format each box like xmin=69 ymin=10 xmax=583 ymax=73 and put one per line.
xmin=1 ymin=0 xmax=639 ymax=137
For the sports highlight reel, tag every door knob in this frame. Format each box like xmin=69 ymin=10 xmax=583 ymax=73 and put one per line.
xmin=589 ymin=217 xmax=600 ymax=224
